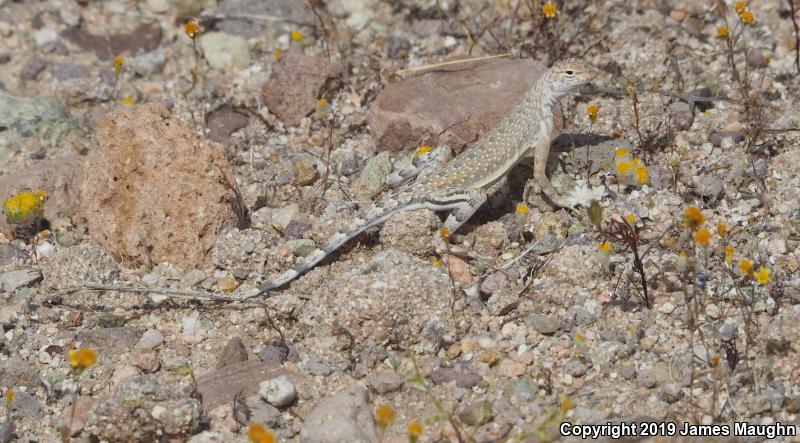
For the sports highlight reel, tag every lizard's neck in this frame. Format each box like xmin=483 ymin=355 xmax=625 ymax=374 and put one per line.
xmin=532 ymin=75 xmax=559 ymax=112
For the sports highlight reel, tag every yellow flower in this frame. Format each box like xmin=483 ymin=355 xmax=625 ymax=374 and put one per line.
xmin=625 ymin=214 xmax=637 ymax=224
xmin=574 ymin=332 xmax=585 ymax=342
xmin=515 ymin=202 xmax=529 ymax=217
xmin=587 ymin=104 xmax=599 ymax=122
xmin=693 ymin=227 xmax=711 ymax=247
xmin=247 ymin=424 xmax=275 ymax=443
xmin=715 ymin=25 xmax=729 ymax=39
xmin=4 ymin=389 xmax=14 ymax=407
xmin=716 ymin=221 xmax=727 ymax=237
xmin=734 ymin=1 xmax=747 ymax=14
xmin=738 ymin=258 xmax=754 ymax=275
xmin=542 ymin=1 xmax=558 ymax=19
xmin=711 ymin=353 xmax=721 ymax=368
xmin=317 ymin=98 xmax=329 ymax=108
xmin=615 ymin=147 xmax=630 ymax=158
xmin=68 ymin=347 xmax=98 ymax=371
xmin=121 ymin=96 xmax=135 ymax=106
xmin=724 ymin=245 xmax=734 ymax=265
xmin=407 ymin=420 xmax=424 ymax=440
xmin=431 ymin=257 xmax=441 ymax=267
xmin=438 ymin=227 xmax=451 ymax=243
xmin=274 ymin=48 xmax=283 ymax=60
xmin=375 ymin=403 xmax=396 ymax=427
xmin=559 ymin=394 xmax=575 ymax=414
xmin=184 ymin=20 xmax=201 ymax=39
xmin=113 ymin=56 xmax=124 ymax=75
xmin=291 ymin=30 xmax=303 ymax=41
xmin=598 ymin=241 xmax=611 ymax=254
xmin=616 ymin=160 xmax=633 ymax=175
xmin=414 ymin=144 xmax=432 ymax=158
xmin=635 ymin=166 xmax=649 ymax=185
xmin=683 ymin=206 xmax=705 ymax=230
xmin=740 ymin=9 xmax=755 ymax=25
xmin=3 ymin=189 xmax=46 ymax=224
xmin=753 ymin=266 xmax=770 ymax=285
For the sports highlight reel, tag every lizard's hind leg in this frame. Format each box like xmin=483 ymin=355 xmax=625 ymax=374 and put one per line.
xmin=425 ymin=188 xmax=487 ymax=253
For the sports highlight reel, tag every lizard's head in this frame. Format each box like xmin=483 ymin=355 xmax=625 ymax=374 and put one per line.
xmin=545 ymin=59 xmax=599 ymax=99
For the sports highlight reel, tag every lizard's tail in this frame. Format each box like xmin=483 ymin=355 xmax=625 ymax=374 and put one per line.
xmin=255 ymin=196 xmax=420 ymax=297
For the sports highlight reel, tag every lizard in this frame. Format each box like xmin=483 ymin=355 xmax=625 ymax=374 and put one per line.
xmin=253 ymin=59 xmax=599 ymax=298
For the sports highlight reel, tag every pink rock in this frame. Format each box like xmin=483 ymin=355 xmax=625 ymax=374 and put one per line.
xmin=368 ymin=58 xmax=561 ymax=153
xmin=0 ymin=155 xmax=83 ymax=237
xmin=78 ymin=104 xmax=238 ymax=269
xmin=261 ymin=53 xmax=339 ymax=127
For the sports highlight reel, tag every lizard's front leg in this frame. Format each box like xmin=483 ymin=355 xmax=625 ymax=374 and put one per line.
xmin=528 ymin=135 xmax=571 ymax=208
xmin=424 ymin=188 xmax=487 ymax=253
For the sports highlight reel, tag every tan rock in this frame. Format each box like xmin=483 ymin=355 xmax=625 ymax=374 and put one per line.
xmin=368 ymin=58 xmax=561 ymax=154
xmin=443 ymin=253 xmax=473 ymax=285
xmin=78 ymin=104 xmax=237 ymax=269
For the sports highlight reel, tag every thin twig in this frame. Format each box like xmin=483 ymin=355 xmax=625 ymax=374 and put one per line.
xmin=788 ymin=0 xmax=800 ymax=74
xmin=395 ymin=53 xmax=511 ymax=77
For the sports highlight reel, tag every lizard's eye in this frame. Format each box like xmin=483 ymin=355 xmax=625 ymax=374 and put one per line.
xmin=565 ymin=70 xmax=575 ymax=77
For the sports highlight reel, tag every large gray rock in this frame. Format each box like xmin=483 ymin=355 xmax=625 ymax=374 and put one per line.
xmin=299 ymin=387 xmax=378 ymax=443
xmin=368 ymin=58 xmax=557 ymax=154
xmin=218 ymin=0 xmax=315 ymax=37
xmin=41 ymin=243 xmax=119 ymax=289
xmin=0 ymin=90 xmax=82 ymax=152
xmin=85 ymin=375 xmax=201 ymax=441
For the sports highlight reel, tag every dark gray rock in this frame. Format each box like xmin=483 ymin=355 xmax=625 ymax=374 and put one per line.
xmin=217 ymin=337 xmax=249 ymax=368
xmin=429 ymin=368 xmax=481 ymax=388
xmin=308 ymin=359 xmax=332 ymax=377
xmin=746 ymin=48 xmax=769 ymax=68
xmin=618 ymin=365 xmax=636 ymax=380
xmin=75 ymin=327 xmax=139 ymax=358
xmin=637 ymin=369 xmax=657 ymax=389
xmin=709 ymin=130 xmax=744 ymax=147
xmin=20 ymin=57 xmax=46 ymax=81
xmin=386 ymin=36 xmax=411 ymax=58
xmin=564 ymin=359 xmax=589 ymax=377
xmin=458 ymin=400 xmax=493 ymax=426
xmin=528 ymin=313 xmax=560 ymax=335
xmin=259 ymin=342 xmax=299 ymax=367
xmin=284 ymin=219 xmax=311 ymax=240
xmin=50 ymin=63 xmax=90 ymax=81
xmin=672 ymin=110 xmax=694 ymax=131
xmin=367 ymin=370 xmax=404 ymax=394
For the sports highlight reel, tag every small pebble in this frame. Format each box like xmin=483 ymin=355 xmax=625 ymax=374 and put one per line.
xmin=259 ymin=375 xmax=297 ymax=408
xmin=135 ymin=329 xmax=165 ymax=350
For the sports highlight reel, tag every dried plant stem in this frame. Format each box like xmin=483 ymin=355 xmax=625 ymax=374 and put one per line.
xmin=789 ymin=0 xmax=800 ymax=74
xmin=395 ymin=53 xmax=511 ymax=77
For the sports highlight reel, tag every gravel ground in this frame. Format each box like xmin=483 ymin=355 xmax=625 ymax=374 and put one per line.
xmin=1 ymin=0 xmax=799 ymax=442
